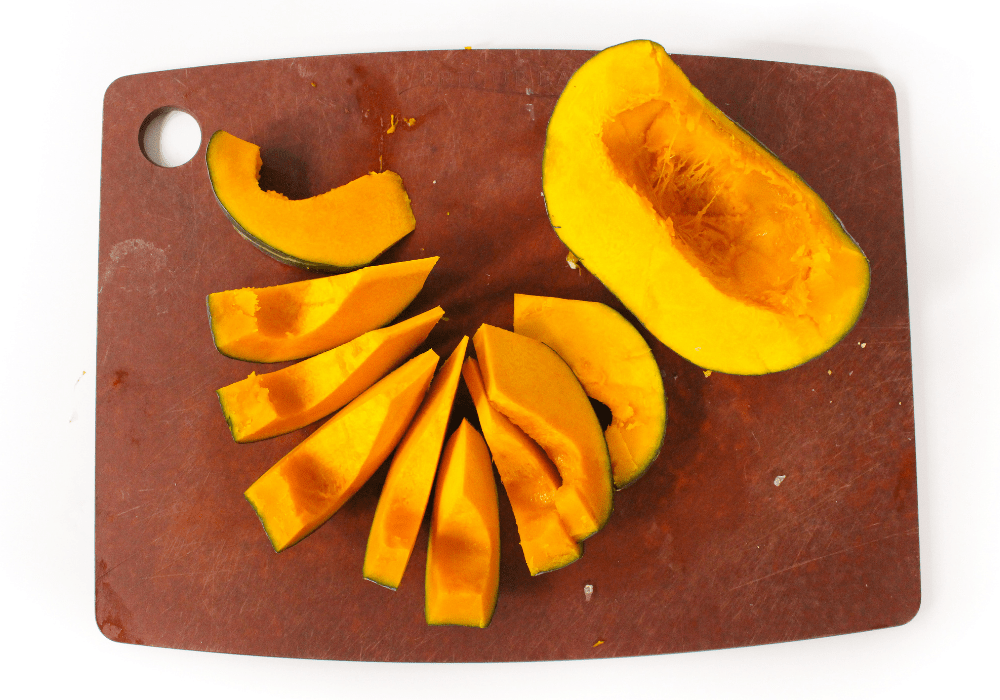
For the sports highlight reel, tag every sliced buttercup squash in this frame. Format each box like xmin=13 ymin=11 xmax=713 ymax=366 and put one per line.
xmin=473 ymin=323 xmax=612 ymax=542
xmin=244 ymin=349 xmax=438 ymax=552
xmin=363 ymin=337 xmax=469 ymax=591
xmin=462 ymin=358 xmax=580 ymax=575
xmin=425 ymin=419 xmax=500 ymax=628
xmin=207 ymin=257 xmax=438 ymax=363
xmin=207 ymin=130 xmax=416 ymax=271
xmin=542 ymin=40 xmax=870 ymax=375
xmin=513 ymin=294 xmax=666 ymax=489
xmin=217 ymin=307 xmax=444 ymax=443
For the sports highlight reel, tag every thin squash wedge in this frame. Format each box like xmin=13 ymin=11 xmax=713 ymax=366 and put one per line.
xmin=363 ymin=337 xmax=469 ymax=590
xmin=218 ymin=307 xmax=444 ymax=443
xmin=513 ymin=294 xmax=666 ymax=489
xmin=244 ymin=349 xmax=438 ymax=552
xmin=473 ymin=324 xmax=612 ymax=541
xmin=207 ymin=257 xmax=437 ymax=363
xmin=207 ymin=130 xmax=417 ymax=271
xmin=463 ymin=358 xmax=580 ymax=575
xmin=425 ymin=420 xmax=500 ymax=628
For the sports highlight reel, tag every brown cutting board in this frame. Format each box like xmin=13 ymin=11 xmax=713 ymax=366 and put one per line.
xmin=96 ymin=48 xmax=918 ymax=661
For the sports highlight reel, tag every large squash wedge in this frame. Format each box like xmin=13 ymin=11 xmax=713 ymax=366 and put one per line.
xmin=207 ymin=130 xmax=416 ymax=271
xmin=542 ymin=40 xmax=870 ymax=374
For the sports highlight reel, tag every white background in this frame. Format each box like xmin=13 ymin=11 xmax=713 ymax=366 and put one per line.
xmin=3 ymin=0 xmax=998 ymax=697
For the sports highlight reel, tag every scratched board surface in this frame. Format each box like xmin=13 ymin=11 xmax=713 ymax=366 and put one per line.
xmin=96 ymin=49 xmax=918 ymax=661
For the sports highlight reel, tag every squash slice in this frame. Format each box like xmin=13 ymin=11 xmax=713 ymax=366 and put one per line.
xmin=363 ymin=337 xmax=469 ymax=590
xmin=513 ymin=294 xmax=666 ymax=489
xmin=207 ymin=130 xmax=416 ymax=271
xmin=207 ymin=257 xmax=438 ymax=363
xmin=463 ymin=358 xmax=580 ymax=575
xmin=244 ymin=349 xmax=438 ymax=552
xmin=473 ymin=324 xmax=612 ymax=541
xmin=425 ymin=420 xmax=500 ymax=628
xmin=218 ymin=307 xmax=444 ymax=443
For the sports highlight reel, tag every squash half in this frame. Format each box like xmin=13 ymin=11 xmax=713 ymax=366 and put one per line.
xmin=207 ymin=130 xmax=416 ymax=271
xmin=542 ymin=40 xmax=870 ymax=374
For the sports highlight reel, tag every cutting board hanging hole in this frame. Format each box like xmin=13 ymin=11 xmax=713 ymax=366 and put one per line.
xmin=139 ymin=107 xmax=201 ymax=167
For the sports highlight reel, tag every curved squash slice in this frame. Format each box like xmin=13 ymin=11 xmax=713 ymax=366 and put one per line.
xmin=462 ymin=358 xmax=580 ymax=575
xmin=207 ymin=130 xmax=417 ymax=271
xmin=425 ymin=420 xmax=500 ymax=628
xmin=218 ymin=307 xmax=444 ymax=443
xmin=244 ymin=349 xmax=438 ymax=552
xmin=542 ymin=40 xmax=870 ymax=374
xmin=473 ymin=324 xmax=612 ymax=541
xmin=207 ymin=257 xmax=438 ymax=363
xmin=363 ymin=337 xmax=469 ymax=590
xmin=513 ymin=294 xmax=666 ymax=489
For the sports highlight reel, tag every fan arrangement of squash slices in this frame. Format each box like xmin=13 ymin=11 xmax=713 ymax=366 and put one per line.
xmin=204 ymin=39 xmax=869 ymax=629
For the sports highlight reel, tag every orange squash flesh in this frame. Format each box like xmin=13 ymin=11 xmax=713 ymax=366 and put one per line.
xmin=462 ymin=358 xmax=581 ymax=575
xmin=472 ymin=324 xmax=612 ymax=541
xmin=363 ymin=337 xmax=469 ymax=590
xmin=244 ymin=349 xmax=439 ymax=552
xmin=207 ymin=257 xmax=438 ymax=363
xmin=513 ymin=294 xmax=666 ymax=489
xmin=425 ymin=420 xmax=500 ymax=628
xmin=206 ymin=130 xmax=417 ymax=271
xmin=217 ymin=307 xmax=444 ymax=443
xmin=542 ymin=40 xmax=870 ymax=374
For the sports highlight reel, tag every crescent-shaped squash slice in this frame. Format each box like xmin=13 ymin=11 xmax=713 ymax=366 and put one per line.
xmin=513 ymin=294 xmax=666 ymax=489
xmin=244 ymin=349 xmax=438 ymax=552
xmin=473 ymin=324 xmax=612 ymax=541
xmin=207 ymin=130 xmax=416 ymax=271
xmin=542 ymin=40 xmax=870 ymax=374
xmin=207 ymin=257 xmax=438 ymax=363
xmin=218 ymin=307 xmax=444 ymax=443
xmin=425 ymin=420 xmax=500 ymax=628
xmin=363 ymin=337 xmax=469 ymax=591
xmin=462 ymin=358 xmax=580 ymax=575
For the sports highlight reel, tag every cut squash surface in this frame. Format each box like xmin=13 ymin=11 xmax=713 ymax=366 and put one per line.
xmin=364 ymin=337 xmax=469 ymax=590
xmin=218 ymin=307 xmax=444 ymax=443
xmin=244 ymin=349 xmax=439 ymax=552
xmin=207 ymin=130 xmax=417 ymax=270
xmin=463 ymin=358 xmax=580 ymax=575
xmin=473 ymin=324 xmax=612 ymax=541
xmin=425 ymin=420 xmax=500 ymax=628
xmin=542 ymin=40 xmax=870 ymax=374
xmin=513 ymin=294 xmax=666 ymax=489
xmin=207 ymin=257 xmax=438 ymax=363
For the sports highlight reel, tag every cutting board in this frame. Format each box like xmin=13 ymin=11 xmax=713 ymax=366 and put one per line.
xmin=96 ymin=48 xmax=918 ymax=662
